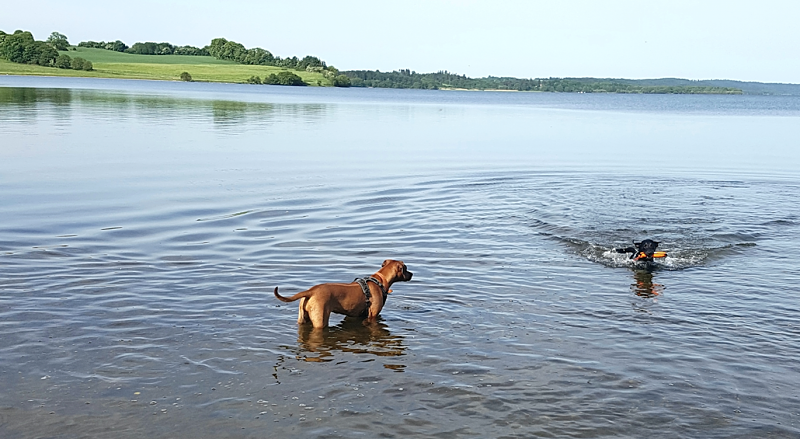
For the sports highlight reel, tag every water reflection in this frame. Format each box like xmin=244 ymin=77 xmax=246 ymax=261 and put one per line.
xmin=630 ymin=269 xmax=665 ymax=297
xmin=0 ymin=86 xmax=331 ymax=128
xmin=292 ymin=317 xmax=406 ymax=364
xmin=0 ymin=86 xmax=73 ymax=106
xmin=0 ymin=87 xmax=73 ymax=122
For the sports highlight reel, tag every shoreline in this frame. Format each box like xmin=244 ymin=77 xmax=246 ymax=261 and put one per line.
xmin=1 ymin=72 xmax=745 ymax=95
xmin=0 ymin=48 xmax=746 ymax=94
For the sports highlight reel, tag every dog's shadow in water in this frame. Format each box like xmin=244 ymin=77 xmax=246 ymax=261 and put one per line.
xmin=294 ymin=317 xmax=406 ymax=365
xmin=630 ymin=268 xmax=665 ymax=298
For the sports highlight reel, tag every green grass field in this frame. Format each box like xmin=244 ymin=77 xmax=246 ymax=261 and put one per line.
xmin=0 ymin=47 xmax=331 ymax=85
xmin=64 ymin=47 xmax=234 ymax=65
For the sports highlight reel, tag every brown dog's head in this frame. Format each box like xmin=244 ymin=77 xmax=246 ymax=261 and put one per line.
xmin=380 ymin=259 xmax=413 ymax=283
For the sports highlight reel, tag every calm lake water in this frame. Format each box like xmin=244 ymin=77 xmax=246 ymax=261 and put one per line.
xmin=1 ymin=75 xmax=800 ymax=438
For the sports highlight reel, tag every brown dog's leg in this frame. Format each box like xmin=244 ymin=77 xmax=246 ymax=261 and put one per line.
xmin=305 ymin=299 xmax=331 ymax=328
xmin=297 ymin=297 xmax=309 ymax=324
xmin=308 ymin=308 xmax=330 ymax=328
xmin=320 ymin=310 xmax=331 ymax=328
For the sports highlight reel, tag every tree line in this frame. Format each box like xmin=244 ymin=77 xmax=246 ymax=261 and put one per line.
xmin=206 ymin=38 xmax=352 ymax=87
xmin=341 ymin=69 xmax=742 ymax=94
xmin=78 ymin=40 xmax=210 ymax=56
xmin=246 ymin=71 xmax=305 ymax=86
xmin=74 ymin=35 xmax=352 ymax=87
xmin=75 ymin=35 xmax=332 ymax=72
xmin=0 ymin=30 xmax=92 ymax=71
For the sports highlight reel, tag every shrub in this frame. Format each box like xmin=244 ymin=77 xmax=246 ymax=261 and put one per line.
xmin=105 ymin=40 xmax=128 ymax=52
xmin=54 ymin=53 xmax=71 ymax=69
xmin=180 ymin=71 xmax=193 ymax=82
xmin=332 ymin=74 xmax=351 ymax=87
xmin=173 ymin=45 xmax=208 ymax=56
xmin=78 ymin=41 xmax=104 ymax=48
xmin=126 ymin=42 xmax=174 ymax=55
xmin=264 ymin=71 xmax=306 ymax=86
xmin=78 ymin=40 xmax=128 ymax=52
xmin=246 ymin=75 xmax=262 ymax=84
xmin=71 ymin=57 xmax=86 ymax=70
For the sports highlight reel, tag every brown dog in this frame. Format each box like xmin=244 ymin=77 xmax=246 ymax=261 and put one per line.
xmin=274 ymin=260 xmax=412 ymax=328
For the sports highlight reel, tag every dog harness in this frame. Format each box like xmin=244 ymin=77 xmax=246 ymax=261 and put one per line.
xmin=354 ymin=276 xmax=388 ymax=313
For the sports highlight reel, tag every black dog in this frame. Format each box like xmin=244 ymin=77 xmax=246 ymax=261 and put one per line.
xmin=615 ymin=239 xmax=665 ymax=262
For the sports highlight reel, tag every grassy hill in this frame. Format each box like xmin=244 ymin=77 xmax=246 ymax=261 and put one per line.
xmin=0 ymin=47 xmax=331 ymax=85
xmin=65 ymin=47 xmax=234 ymax=65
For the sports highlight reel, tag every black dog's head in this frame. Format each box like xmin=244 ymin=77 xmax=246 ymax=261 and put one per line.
xmin=633 ymin=239 xmax=659 ymax=261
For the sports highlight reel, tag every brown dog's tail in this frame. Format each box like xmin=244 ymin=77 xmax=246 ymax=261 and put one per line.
xmin=273 ymin=287 xmax=312 ymax=303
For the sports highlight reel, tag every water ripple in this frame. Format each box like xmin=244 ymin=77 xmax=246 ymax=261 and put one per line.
xmin=2 ymin=83 xmax=800 ymax=437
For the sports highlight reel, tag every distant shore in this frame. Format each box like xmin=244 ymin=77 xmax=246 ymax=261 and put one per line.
xmin=3 ymin=30 xmax=799 ymax=94
xmin=0 ymin=56 xmax=745 ymax=94
xmin=440 ymin=88 xmax=523 ymax=92
xmin=0 ymin=47 xmax=743 ymax=94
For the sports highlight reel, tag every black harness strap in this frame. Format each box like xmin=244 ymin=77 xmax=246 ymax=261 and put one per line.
xmin=354 ymin=276 xmax=388 ymax=311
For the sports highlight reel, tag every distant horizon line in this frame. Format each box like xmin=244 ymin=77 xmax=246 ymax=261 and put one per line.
xmin=341 ymin=70 xmax=800 ymax=86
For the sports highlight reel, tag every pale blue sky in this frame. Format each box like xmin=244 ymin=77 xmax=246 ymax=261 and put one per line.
xmin=2 ymin=0 xmax=798 ymax=83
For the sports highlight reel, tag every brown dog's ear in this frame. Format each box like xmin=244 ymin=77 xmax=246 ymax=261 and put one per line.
xmin=382 ymin=260 xmax=389 ymax=267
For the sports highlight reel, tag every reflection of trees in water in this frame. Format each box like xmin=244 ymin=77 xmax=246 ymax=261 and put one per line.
xmin=212 ymin=101 xmax=328 ymax=128
xmin=0 ymin=87 xmax=73 ymax=122
xmin=0 ymin=86 xmax=330 ymax=128
xmin=210 ymin=100 xmax=275 ymax=128
xmin=291 ymin=317 xmax=406 ymax=364
xmin=0 ymin=87 xmax=73 ymax=106
xmin=630 ymin=269 xmax=664 ymax=298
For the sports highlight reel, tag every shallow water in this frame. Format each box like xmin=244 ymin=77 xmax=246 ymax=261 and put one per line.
xmin=1 ymin=76 xmax=800 ymax=438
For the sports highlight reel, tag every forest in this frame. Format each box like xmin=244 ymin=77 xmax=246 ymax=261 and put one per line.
xmin=342 ymin=69 xmax=743 ymax=94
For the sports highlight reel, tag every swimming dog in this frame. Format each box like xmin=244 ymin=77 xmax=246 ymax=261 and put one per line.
xmin=615 ymin=239 xmax=667 ymax=262
xmin=274 ymin=260 xmax=413 ymax=328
